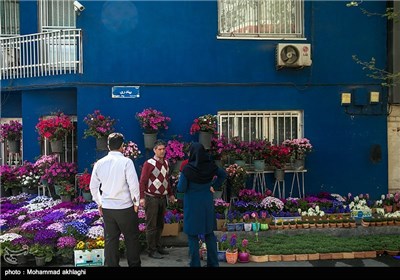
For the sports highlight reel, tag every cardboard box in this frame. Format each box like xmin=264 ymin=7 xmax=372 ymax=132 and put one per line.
xmin=161 ymin=223 xmax=180 ymax=236
xmin=74 ymin=249 xmax=104 ymax=267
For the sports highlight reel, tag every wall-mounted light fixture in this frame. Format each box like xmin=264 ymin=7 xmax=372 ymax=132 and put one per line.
xmin=341 ymin=92 xmax=352 ymax=106
xmin=370 ymin=91 xmax=380 ymax=104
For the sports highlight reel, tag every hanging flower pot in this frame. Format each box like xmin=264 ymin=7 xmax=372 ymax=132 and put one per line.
xmin=7 ymin=140 xmax=20 ymax=153
xmin=143 ymin=133 xmax=158 ymax=150
xmin=96 ymin=136 xmax=108 ymax=151
xmin=50 ymin=140 xmax=63 ymax=153
xmin=198 ymin=131 xmax=212 ymax=150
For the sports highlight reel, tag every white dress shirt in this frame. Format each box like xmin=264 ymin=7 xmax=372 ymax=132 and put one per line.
xmin=90 ymin=151 xmax=140 ymax=209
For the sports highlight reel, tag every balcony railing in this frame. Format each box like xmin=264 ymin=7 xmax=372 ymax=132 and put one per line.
xmin=0 ymin=29 xmax=83 ymax=80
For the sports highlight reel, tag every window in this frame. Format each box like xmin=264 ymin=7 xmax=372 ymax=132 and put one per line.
xmin=217 ymin=110 xmax=303 ymax=144
xmin=38 ymin=0 xmax=77 ymax=70
xmin=40 ymin=115 xmax=77 ymax=163
xmin=218 ymin=0 xmax=304 ymax=39
xmin=0 ymin=118 xmax=22 ymax=166
xmin=0 ymin=0 xmax=20 ymax=38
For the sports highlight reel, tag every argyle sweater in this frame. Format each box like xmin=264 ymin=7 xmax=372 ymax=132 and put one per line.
xmin=139 ymin=157 xmax=172 ymax=198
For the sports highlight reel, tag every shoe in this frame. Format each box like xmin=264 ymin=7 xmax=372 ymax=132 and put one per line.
xmin=148 ymin=251 xmax=164 ymax=259
xmin=157 ymin=248 xmax=169 ymax=255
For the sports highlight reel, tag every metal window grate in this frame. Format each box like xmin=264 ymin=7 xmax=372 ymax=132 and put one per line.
xmin=218 ymin=110 xmax=303 ymax=144
xmin=0 ymin=0 xmax=20 ymax=37
xmin=39 ymin=0 xmax=76 ymax=32
xmin=218 ymin=0 xmax=304 ymax=39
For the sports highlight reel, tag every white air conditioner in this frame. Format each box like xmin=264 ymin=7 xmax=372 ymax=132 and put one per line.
xmin=276 ymin=43 xmax=312 ymax=68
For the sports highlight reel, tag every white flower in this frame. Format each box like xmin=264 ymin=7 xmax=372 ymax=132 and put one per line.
xmin=0 ymin=233 xmax=22 ymax=243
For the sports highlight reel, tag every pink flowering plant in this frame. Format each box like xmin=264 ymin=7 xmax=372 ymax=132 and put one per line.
xmin=260 ymin=196 xmax=284 ymax=214
xmin=165 ymin=137 xmax=187 ymax=164
xmin=77 ymin=170 xmax=91 ymax=192
xmin=239 ymin=239 xmax=250 ymax=253
xmin=209 ymin=134 xmax=229 ymax=160
xmin=268 ymin=145 xmax=292 ymax=169
xmin=0 ymin=120 xmax=23 ymax=142
xmin=0 ymin=165 xmax=20 ymax=190
xmin=35 ymin=112 xmax=74 ymax=141
xmin=41 ymin=161 xmax=77 ymax=185
xmin=225 ymin=164 xmax=247 ymax=197
xmin=190 ymin=114 xmax=217 ymax=135
xmin=122 ymin=141 xmax=142 ymax=160
xmin=56 ymin=236 xmax=77 ymax=259
xmin=282 ymin=138 xmax=313 ymax=160
xmin=83 ymin=110 xmax=116 ymax=139
xmin=214 ymin=198 xmax=230 ymax=219
xmin=136 ymin=108 xmax=171 ymax=133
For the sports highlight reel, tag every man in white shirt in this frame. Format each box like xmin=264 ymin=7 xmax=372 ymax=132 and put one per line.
xmin=90 ymin=133 xmax=141 ymax=267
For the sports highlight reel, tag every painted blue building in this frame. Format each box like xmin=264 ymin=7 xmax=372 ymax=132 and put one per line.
xmin=1 ymin=0 xmax=392 ymax=199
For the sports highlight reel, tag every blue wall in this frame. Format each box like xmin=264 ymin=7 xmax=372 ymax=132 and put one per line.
xmin=1 ymin=1 xmax=389 ymax=199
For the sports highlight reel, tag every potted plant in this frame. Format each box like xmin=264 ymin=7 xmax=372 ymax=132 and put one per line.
xmin=248 ymin=139 xmax=271 ymax=171
xmin=225 ymin=234 xmax=238 ymax=264
xmin=283 ymin=138 xmax=313 ymax=170
xmin=29 ymin=243 xmax=54 ymax=265
xmin=225 ymin=163 xmax=247 ymax=198
xmin=33 ymin=154 xmax=59 ymax=186
xmin=19 ymin=161 xmax=41 ymax=194
xmin=0 ymin=164 xmax=21 ymax=195
xmin=77 ymin=170 xmax=92 ymax=201
xmin=0 ymin=120 xmax=22 ymax=153
xmin=56 ymin=180 xmax=76 ymax=202
xmin=83 ymin=110 xmax=116 ymax=150
xmin=135 ymin=108 xmax=171 ymax=149
xmin=56 ymin=236 xmax=77 ymax=263
xmin=209 ymin=134 xmax=229 ymax=165
xmin=237 ymin=238 xmax=250 ymax=263
xmin=165 ymin=137 xmax=187 ymax=171
xmin=35 ymin=112 xmax=74 ymax=153
xmin=190 ymin=114 xmax=217 ymax=149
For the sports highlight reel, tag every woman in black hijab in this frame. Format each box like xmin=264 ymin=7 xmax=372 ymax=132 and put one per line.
xmin=178 ymin=142 xmax=227 ymax=267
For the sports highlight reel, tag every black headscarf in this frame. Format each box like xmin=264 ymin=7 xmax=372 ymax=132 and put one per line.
xmin=182 ymin=142 xmax=219 ymax=184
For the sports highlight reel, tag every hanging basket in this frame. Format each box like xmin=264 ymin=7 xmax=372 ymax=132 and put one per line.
xmin=96 ymin=136 xmax=108 ymax=151
xmin=143 ymin=133 xmax=158 ymax=150
xmin=50 ymin=140 xmax=63 ymax=153
xmin=7 ymin=140 xmax=20 ymax=153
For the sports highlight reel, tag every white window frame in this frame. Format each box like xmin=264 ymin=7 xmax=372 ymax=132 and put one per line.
xmin=0 ymin=117 xmax=22 ymax=166
xmin=218 ymin=0 xmax=304 ymax=39
xmin=217 ymin=110 xmax=303 ymax=144
xmin=41 ymin=115 xmax=77 ymax=163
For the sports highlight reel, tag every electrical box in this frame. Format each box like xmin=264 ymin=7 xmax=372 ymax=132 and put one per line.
xmin=370 ymin=91 xmax=380 ymax=103
xmin=341 ymin=93 xmax=352 ymax=105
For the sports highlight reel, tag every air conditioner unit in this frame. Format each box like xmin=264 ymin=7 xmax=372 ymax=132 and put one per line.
xmin=276 ymin=43 xmax=312 ymax=68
